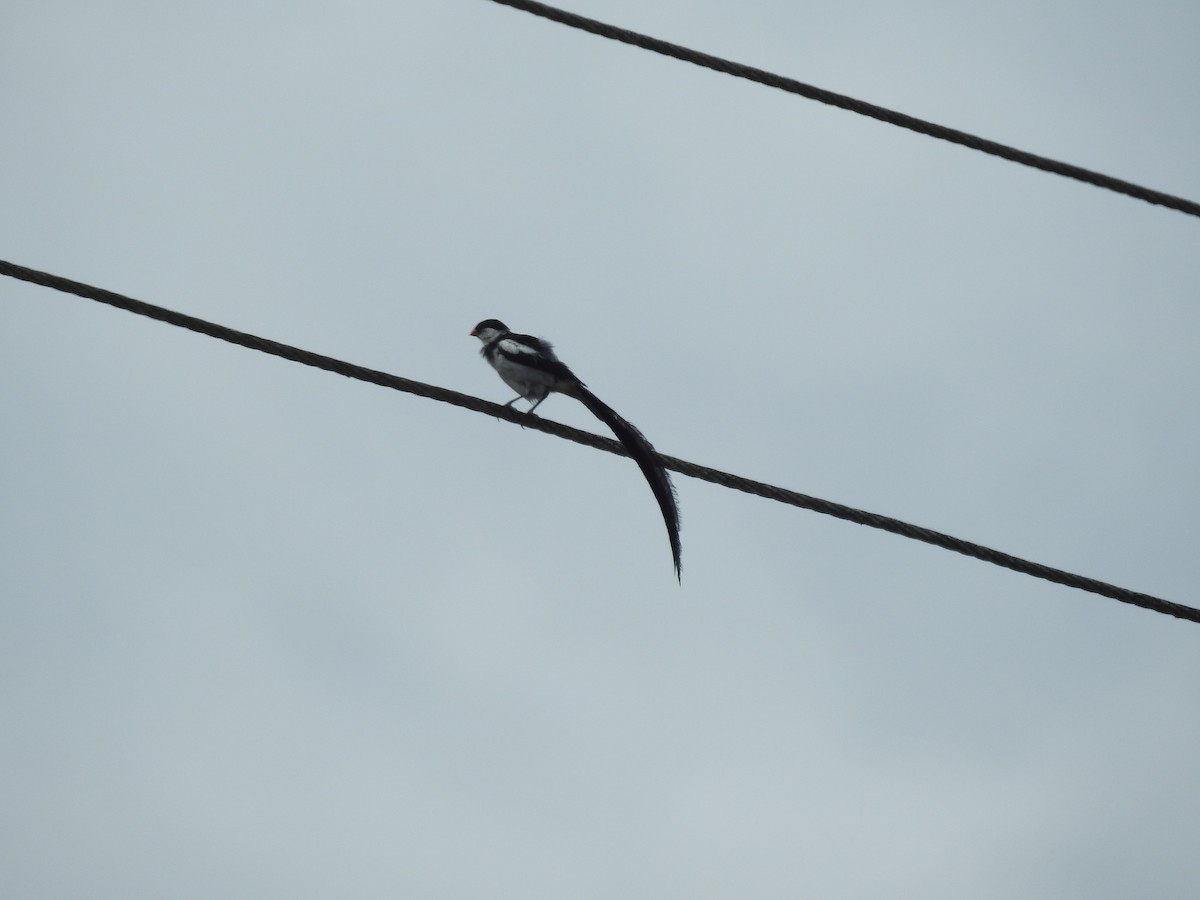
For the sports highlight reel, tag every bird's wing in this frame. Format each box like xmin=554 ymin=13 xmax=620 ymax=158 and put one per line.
xmin=494 ymin=335 xmax=580 ymax=383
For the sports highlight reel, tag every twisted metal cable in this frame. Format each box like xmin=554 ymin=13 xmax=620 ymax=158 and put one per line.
xmin=2 ymin=258 xmax=1195 ymax=623
xmin=486 ymin=0 xmax=1200 ymax=219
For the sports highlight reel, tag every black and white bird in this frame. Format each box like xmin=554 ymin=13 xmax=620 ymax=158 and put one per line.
xmin=470 ymin=319 xmax=681 ymax=580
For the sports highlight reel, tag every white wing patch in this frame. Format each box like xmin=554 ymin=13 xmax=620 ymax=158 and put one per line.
xmin=497 ymin=337 xmax=541 ymax=358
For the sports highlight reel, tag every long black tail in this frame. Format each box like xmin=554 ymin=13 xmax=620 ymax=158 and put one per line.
xmin=571 ymin=385 xmax=682 ymax=580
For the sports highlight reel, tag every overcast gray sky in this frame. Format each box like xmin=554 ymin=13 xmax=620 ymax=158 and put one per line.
xmin=3 ymin=1 xmax=1198 ymax=897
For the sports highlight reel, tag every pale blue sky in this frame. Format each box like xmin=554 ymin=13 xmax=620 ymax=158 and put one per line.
xmin=3 ymin=2 xmax=1198 ymax=897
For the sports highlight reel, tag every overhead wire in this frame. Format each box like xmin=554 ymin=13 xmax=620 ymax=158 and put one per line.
xmin=3 ymin=258 xmax=1196 ymax=624
xmin=485 ymin=0 xmax=1200 ymax=220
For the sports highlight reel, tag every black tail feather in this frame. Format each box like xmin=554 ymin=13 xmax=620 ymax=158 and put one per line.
xmin=572 ymin=385 xmax=682 ymax=580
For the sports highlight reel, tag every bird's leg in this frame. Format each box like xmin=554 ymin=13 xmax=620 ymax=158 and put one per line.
xmin=501 ymin=394 xmax=541 ymax=428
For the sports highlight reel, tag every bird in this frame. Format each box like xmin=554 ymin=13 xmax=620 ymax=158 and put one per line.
xmin=470 ymin=319 xmax=681 ymax=580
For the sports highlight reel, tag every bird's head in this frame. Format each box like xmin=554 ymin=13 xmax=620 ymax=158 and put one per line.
xmin=470 ymin=319 xmax=509 ymax=343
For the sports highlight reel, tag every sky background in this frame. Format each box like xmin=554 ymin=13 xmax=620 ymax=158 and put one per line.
xmin=2 ymin=1 xmax=1198 ymax=897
